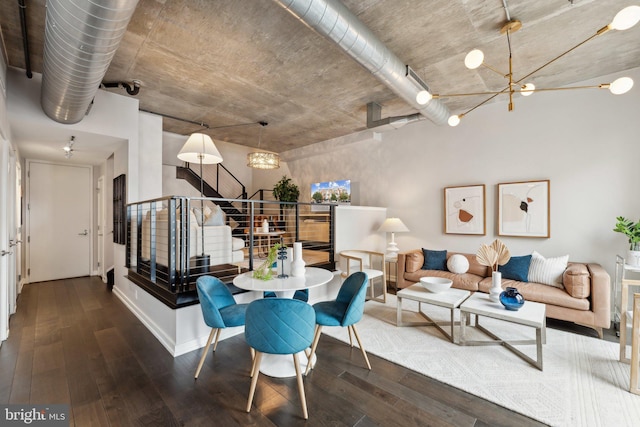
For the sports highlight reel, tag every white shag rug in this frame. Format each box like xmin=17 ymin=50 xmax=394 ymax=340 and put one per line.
xmin=321 ymin=294 xmax=640 ymax=427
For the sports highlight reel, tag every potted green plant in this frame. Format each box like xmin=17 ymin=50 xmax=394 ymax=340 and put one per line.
xmin=273 ymin=175 xmax=300 ymax=204
xmin=614 ymin=216 xmax=640 ymax=266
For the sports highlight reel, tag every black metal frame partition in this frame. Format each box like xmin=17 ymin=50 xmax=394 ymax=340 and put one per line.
xmin=125 ymin=196 xmax=336 ymax=298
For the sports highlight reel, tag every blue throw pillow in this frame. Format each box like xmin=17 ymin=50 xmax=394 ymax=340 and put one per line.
xmin=498 ymin=255 xmax=532 ymax=282
xmin=422 ymin=249 xmax=448 ymax=271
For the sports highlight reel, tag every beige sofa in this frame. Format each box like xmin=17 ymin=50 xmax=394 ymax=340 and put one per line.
xmin=141 ymin=208 xmax=244 ymax=268
xmin=397 ymin=249 xmax=610 ymax=338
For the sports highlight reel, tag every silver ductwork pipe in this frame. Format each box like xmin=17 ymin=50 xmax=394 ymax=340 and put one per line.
xmin=273 ymin=0 xmax=450 ymax=125
xmin=41 ymin=0 xmax=139 ymax=124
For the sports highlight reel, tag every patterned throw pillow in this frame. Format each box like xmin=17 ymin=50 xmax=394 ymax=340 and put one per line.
xmin=528 ymin=251 xmax=569 ymax=288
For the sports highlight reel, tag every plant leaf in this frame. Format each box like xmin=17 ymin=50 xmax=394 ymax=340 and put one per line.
xmin=476 ymin=244 xmax=498 ymax=269
xmin=491 ymin=239 xmax=511 ymax=266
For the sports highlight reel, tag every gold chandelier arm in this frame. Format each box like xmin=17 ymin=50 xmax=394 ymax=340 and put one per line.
xmin=481 ymin=62 xmax=508 ymax=77
xmin=514 ymin=31 xmax=602 ymax=84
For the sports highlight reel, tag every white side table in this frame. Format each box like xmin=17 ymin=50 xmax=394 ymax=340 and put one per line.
xmin=616 ymin=255 xmax=640 ymax=363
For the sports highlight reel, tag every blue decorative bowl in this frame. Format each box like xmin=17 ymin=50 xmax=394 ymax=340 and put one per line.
xmin=499 ymin=287 xmax=525 ymax=311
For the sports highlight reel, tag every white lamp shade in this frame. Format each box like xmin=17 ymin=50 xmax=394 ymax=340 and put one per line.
xmin=610 ymin=6 xmax=640 ymax=31
xmin=177 ymin=133 xmax=223 ymax=164
xmin=448 ymin=115 xmax=461 ymax=127
xmin=609 ymin=77 xmax=634 ymax=95
xmin=521 ymin=83 xmax=535 ymax=96
xmin=464 ymin=49 xmax=484 ymax=69
xmin=416 ymin=90 xmax=433 ymax=105
xmin=378 ymin=217 xmax=409 ymax=233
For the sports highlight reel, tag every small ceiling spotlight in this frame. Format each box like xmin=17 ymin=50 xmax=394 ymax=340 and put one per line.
xmin=63 ymin=136 xmax=75 ymax=158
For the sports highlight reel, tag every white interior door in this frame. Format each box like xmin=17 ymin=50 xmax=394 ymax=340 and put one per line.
xmin=0 ymin=137 xmax=10 ymax=341
xmin=28 ymin=161 xmax=92 ymax=282
xmin=97 ymin=176 xmax=104 ymax=281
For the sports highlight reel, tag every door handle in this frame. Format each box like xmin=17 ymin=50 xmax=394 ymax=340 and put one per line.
xmin=1 ymin=250 xmax=12 ymax=256
xmin=78 ymin=230 xmax=88 ymax=236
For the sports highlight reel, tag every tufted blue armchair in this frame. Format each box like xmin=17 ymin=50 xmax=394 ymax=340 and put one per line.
xmin=194 ymin=275 xmax=249 ymax=379
xmin=245 ymin=298 xmax=315 ymax=419
xmin=306 ymin=271 xmax=371 ymax=375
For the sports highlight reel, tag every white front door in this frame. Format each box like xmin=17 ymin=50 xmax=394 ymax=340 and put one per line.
xmin=27 ymin=161 xmax=92 ymax=283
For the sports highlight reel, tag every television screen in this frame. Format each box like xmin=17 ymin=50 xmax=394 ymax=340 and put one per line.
xmin=310 ymin=179 xmax=350 ymax=211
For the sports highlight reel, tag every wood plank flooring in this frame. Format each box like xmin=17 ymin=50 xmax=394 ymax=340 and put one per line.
xmin=0 ymin=277 xmax=550 ymax=426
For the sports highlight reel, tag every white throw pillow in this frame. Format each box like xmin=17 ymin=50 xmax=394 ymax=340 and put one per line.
xmin=193 ymin=204 xmax=225 ymax=226
xmin=447 ymin=254 xmax=469 ymax=274
xmin=528 ymin=251 xmax=569 ymax=288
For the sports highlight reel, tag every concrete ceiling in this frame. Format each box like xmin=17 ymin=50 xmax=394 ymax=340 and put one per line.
xmin=1 ymin=0 xmax=639 ymax=160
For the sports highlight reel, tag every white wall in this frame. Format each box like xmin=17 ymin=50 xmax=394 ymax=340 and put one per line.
xmin=281 ymin=67 xmax=640 ymax=277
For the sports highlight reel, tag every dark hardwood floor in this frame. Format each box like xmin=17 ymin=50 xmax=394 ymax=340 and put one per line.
xmin=0 ymin=277 xmax=553 ymax=426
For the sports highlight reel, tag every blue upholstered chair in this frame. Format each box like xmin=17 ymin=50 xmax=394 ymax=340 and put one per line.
xmin=306 ymin=271 xmax=371 ymax=375
xmin=245 ymin=298 xmax=316 ymax=419
xmin=194 ymin=275 xmax=249 ymax=379
xmin=263 ymin=289 xmax=309 ymax=302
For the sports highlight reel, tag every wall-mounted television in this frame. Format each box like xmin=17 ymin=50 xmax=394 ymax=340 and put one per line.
xmin=310 ymin=179 xmax=350 ymax=211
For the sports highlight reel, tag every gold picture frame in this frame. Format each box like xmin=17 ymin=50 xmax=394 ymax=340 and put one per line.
xmin=497 ymin=180 xmax=550 ymax=238
xmin=444 ymin=184 xmax=486 ymax=235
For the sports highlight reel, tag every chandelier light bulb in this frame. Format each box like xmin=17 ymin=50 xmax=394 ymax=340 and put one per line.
xmin=448 ymin=115 xmax=461 ymax=127
xmin=609 ymin=5 xmax=640 ymax=31
xmin=416 ymin=90 xmax=433 ymax=105
xmin=464 ymin=49 xmax=484 ymax=69
xmin=609 ymin=77 xmax=634 ymax=95
xmin=521 ymin=83 xmax=535 ymax=96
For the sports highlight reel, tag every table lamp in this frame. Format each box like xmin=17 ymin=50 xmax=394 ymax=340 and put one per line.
xmin=378 ymin=217 xmax=409 ymax=259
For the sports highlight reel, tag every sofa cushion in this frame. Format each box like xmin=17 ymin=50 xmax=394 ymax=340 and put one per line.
xmin=528 ymin=251 xmax=568 ymax=288
xmin=447 ymin=254 xmax=470 ymax=274
xmin=194 ymin=204 xmax=225 ymax=226
xmin=478 ymin=277 xmax=590 ymax=311
xmin=563 ymin=263 xmax=591 ymax=299
xmin=406 ymin=251 xmax=424 ymax=273
xmin=422 ymin=249 xmax=447 ymax=271
xmin=498 ymin=254 xmax=532 ymax=282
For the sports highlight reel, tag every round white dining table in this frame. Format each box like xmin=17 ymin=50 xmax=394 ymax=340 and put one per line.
xmin=233 ymin=267 xmax=335 ymax=378
xmin=233 ymin=266 xmax=334 ymax=298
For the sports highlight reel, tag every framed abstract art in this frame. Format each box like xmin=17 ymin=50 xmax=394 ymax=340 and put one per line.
xmin=498 ymin=180 xmax=550 ymax=238
xmin=444 ymin=184 xmax=486 ymax=235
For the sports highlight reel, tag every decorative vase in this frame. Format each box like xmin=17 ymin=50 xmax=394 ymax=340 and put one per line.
xmin=500 ymin=287 xmax=525 ymax=311
xmin=262 ymin=218 xmax=269 ymax=233
xmin=291 ymin=242 xmax=306 ymax=277
xmin=628 ymin=243 xmax=640 ymax=267
xmin=489 ymin=271 xmax=502 ymax=302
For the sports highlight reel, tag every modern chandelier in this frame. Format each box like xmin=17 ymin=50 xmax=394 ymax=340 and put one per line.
xmin=63 ymin=135 xmax=75 ymax=158
xmin=247 ymin=121 xmax=280 ymax=169
xmin=415 ymin=4 xmax=640 ymax=127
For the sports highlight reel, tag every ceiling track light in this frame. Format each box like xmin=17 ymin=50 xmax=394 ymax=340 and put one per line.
xmin=415 ymin=5 xmax=640 ymax=127
xmin=63 ymin=135 xmax=75 ymax=158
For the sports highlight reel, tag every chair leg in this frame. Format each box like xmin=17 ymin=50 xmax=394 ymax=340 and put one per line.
xmin=247 ymin=352 xmax=263 ymax=412
xmin=350 ymin=325 xmax=371 ymax=370
xmin=305 ymin=325 xmax=323 ymax=376
xmin=347 ymin=325 xmax=354 ymax=347
xmin=194 ymin=328 xmax=216 ymax=379
xmin=293 ymin=353 xmax=309 ymax=419
xmin=212 ymin=328 xmax=223 ymax=352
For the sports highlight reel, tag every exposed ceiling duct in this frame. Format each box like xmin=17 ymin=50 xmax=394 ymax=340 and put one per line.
xmin=273 ymin=0 xmax=450 ymax=125
xmin=41 ymin=0 xmax=139 ymax=124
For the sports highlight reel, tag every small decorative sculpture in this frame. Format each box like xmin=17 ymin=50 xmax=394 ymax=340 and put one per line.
xmin=277 ymin=244 xmax=289 ymax=278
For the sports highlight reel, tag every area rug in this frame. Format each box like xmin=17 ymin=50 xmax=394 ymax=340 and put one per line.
xmin=321 ymin=295 xmax=640 ymax=427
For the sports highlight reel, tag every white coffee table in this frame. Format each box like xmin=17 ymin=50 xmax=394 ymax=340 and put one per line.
xmin=459 ymin=292 xmax=546 ymax=371
xmin=396 ymin=283 xmax=471 ymax=343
